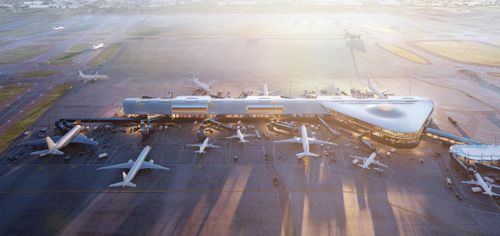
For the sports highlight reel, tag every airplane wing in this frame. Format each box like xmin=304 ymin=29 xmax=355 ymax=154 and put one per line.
xmin=72 ymin=135 xmax=99 ymax=145
xmin=226 ymin=135 xmax=238 ymax=139
xmin=374 ymin=161 xmax=388 ymax=168
xmin=141 ymin=161 xmax=170 ymax=171
xmin=207 ymin=144 xmax=220 ymax=148
xmin=274 ymin=138 xmax=302 ymax=144
xmin=482 ymin=191 xmax=500 ymax=197
xmin=243 ymin=133 xmax=256 ymax=137
xmin=21 ymin=136 xmax=62 ymax=146
xmin=350 ymin=155 xmax=367 ymax=161
xmin=97 ymin=160 xmax=134 ymax=170
xmin=308 ymin=138 xmax=336 ymax=145
xmin=186 ymin=144 xmax=202 ymax=147
xmin=461 ymin=180 xmax=478 ymax=185
xmin=488 ymin=183 xmax=500 ymax=188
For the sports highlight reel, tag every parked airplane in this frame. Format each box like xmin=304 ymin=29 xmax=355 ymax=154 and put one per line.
xmin=97 ymin=146 xmax=169 ymax=188
xmin=462 ymin=171 xmax=500 ymax=197
xmin=328 ymin=82 xmax=341 ymax=96
xmin=78 ymin=70 xmax=110 ymax=81
xmin=226 ymin=129 xmax=255 ymax=143
xmin=186 ymin=137 xmax=220 ymax=153
xmin=252 ymin=84 xmax=279 ymax=96
xmin=350 ymin=152 xmax=388 ymax=170
xmin=92 ymin=43 xmax=104 ymax=50
xmin=28 ymin=125 xmax=98 ymax=157
xmin=53 ymin=26 xmax=64 ymax=31
xmin=274 ymin=125 xmax=336 ymax=158
xmin=191 ymin=74 xmax=215 ymax=94
xmin=368 ymin=78 xmax=390 ymax=99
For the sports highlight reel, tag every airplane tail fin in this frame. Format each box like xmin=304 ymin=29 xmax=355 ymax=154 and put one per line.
xmin=46 ymin=136 xmax=56 ymax=150
xmin=109 ymin=181 xmax=136 ymax=188
xmin=31 ymin=149 xmax=52 ymax=157
xmin=109 ymin=172 xmax=136 ymax=187
xmin=30 ymin=148 xmax=64 ymax=157
xmin=296 ymin=152 xmax=319 ymax=159
xmin=481 ymin=191 xmax=500 ymax=197
xmin=78 ymin=70 xmax=84 ymax=77
xmin=52 ymin=149 xmax=64 ymax=155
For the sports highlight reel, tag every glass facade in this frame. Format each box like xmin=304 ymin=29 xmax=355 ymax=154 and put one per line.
xmin=327 ymin=109 xmax=430 ymax=147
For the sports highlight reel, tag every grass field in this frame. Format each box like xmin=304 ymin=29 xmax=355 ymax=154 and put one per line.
xmin=87 ymin=42 xmax=123 ymax=67
xmin=21 ymin=70 xmax=57 ymax=78
xmin=414 ymin=41 xmax=500 ymax=67
xmin=0 ymin=45 xmax=50 ymax=65
xmin=0 ymin=84 xmax=28 ymax=104
xmin=0 ymin=83 xmax=73 ymax=154
xmin=49 ymin=46 xmax=86 ymax=65
xmin=377 ymin=42 xmax=430 ymax=65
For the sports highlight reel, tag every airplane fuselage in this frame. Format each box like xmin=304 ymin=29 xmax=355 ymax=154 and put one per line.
xmin=93 ymin=43 xmax=104 ymax=49
xmin=193 ymin=79 xmax=210 ymax=93
xmin=55 ymin=125 xmax=82 ymax=150
xmin=124 ymin=146 xmax=151 ymax=184
xmin=363 ymin=152 xmax=377 ymax=169
xmin=199 ymin=137 xmax=209 ymax=152
xmin=263 ymin=84 xmax=269 ymax=96
xmin=237 ymin=129 xmax=246 ymax=143
xmin=474 ymin=172 xmax=494 ymax=195
xmin=81 ymin=75 xmax=108 ymax=80
xmin=368 ymin=80 xmax=387 ymax=99
xmin=301 ymin=126 xmax=310 ymax=154
xmin=79 ymin=71 xmax=109 ymax=80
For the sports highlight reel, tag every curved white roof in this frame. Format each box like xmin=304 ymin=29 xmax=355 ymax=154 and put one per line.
xmin=449 ymin=144 xmax=500 ymax=161
xmin=321 ymin=97 xmax=434 ymax=133
xmin=124 ymin=96 xmax=433 ymax=134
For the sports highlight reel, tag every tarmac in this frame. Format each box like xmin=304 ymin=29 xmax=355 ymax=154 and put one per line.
xmin=0 ymin=6 xmax=500 ymax=236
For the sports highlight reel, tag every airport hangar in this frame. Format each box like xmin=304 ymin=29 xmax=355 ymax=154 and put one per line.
xmin=123 ymin=95 xmax=434 ymax=147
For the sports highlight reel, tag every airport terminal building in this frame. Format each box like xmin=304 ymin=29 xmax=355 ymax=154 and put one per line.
xmin=123 ymin=96 xmax=434 ymax=147
xmin=449 ymin=144 xmax=500 ymax=169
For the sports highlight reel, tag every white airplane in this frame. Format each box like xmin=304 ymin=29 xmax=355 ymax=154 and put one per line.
xmin=191 ymin=75 xmax=215 ymax=94
xmin=462 ymin=171 xmax=500 ymax=197
xmin=274 ymin=125 xmax=336 ymax=158
xmin=97 ymin=146 xmax=169 ymax=188
xmin=328 ymin=82 xmax=341 ymax=96
xmin=368 ymin=78 xmax=390 ymax=99
xmin=350 ymin=152 xmax=388 ymax=170
xmin=78 ymin=70 xmax=110 ymax=81
xmin=252 ymin=84 xmax=279 ymax=96
xmin=186 ymin=137 xmax=220 ymax=153
xmin=29 ymin=125 xmax=98 ymax=157
xmin=53 ymin=26 xmax=64 ymax=31
xmin=92 ymin=43 xmax=104 ymax=50
xmin=226 ymin=129 xmax=255 ymax=143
